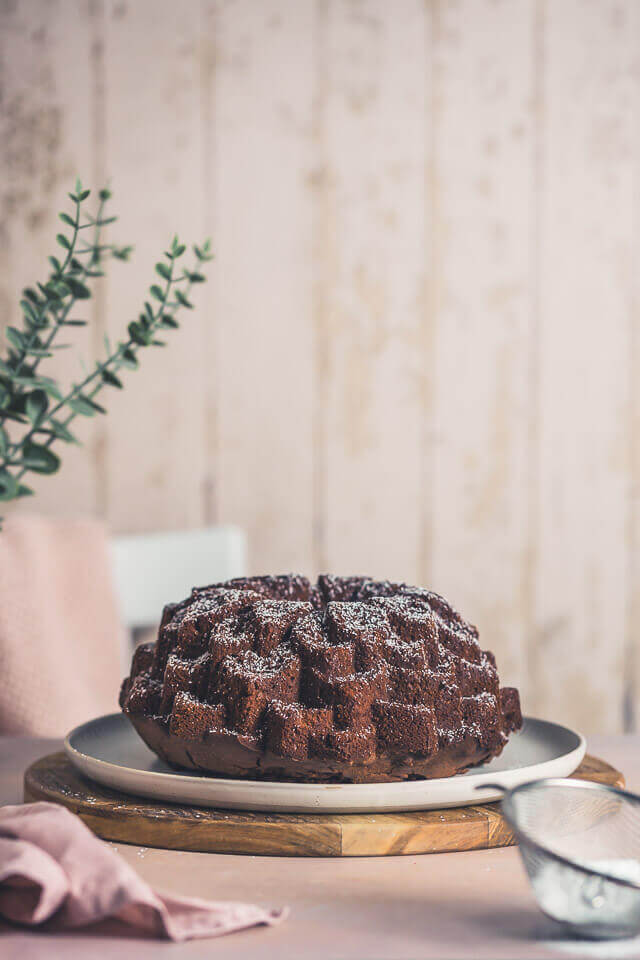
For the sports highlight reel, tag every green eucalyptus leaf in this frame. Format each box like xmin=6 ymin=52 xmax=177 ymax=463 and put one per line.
xmin=78 ymin=188 xmax=90 ymax=201
xmin=16 ymin=484 xmax=35 ymax=498
xmin=20 ymin=299 xmax=39 ymax=322
xmin=128 ymin=321 xmax=148 ymax=346
xmin=7 ymin=394 xmax=26 ymax=416
xmin=22 ymin=441 xmax=60 ymax=475
xmin=5 ymin=328 xmax=26 ymax=352
xmin=44 ymin=279 xmax=67 ymax=298
xmin=20 ymin=300 xmax=40 ymax=328
xmin=155 ymin=262 xmax=171 ymax=281
xmin=0 ymin=470 xmax=18 ymax=501
xmin=169 ymin=236 xmax=186 ymax=258
xmin=69 ymin=395 xmax=105 ymax=417
xmin=194 ymin=240 xmax=214 ymax=262
xmin=37 ymin=380 xmax=63 ymax=401
xmin=159 ymin=316 xmax=179 ymax=329
xmin=149 ymin=284 xmax=165 ymax=302
xmin=174 ymin=289 xmax=193 ymax=309
xmin=38 ymin=282 xmax=60 ymax=302
xmin=59 ymin=212 xmax=76 ymax=228
xmin=65 ymin=277 xmax=91 ymax=299
xmin=56 ymin=233 xmax=72 ymax=250
xmin=26 ymin=389 xmax=49 ymax=424
xmin=121 ymin=347 xmax=138 ymax=369
xmin=49 ymin=418 xmax=78 ymax=443
xmin=102 ymin=370 xmax=122 ymax=389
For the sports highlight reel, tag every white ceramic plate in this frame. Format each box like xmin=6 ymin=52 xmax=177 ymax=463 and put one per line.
xmin=64 ymin=714 xmax=586 ymax=814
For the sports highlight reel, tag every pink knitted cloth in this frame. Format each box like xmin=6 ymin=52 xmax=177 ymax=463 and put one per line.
xmin=0 ymin=802 xmax=285 ymax=940
xmin=0 ymin=514 xmax=123 ymax=736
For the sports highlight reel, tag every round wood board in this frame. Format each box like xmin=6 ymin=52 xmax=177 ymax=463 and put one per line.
xmin=24 ymin=752 xmax=624 ymax=858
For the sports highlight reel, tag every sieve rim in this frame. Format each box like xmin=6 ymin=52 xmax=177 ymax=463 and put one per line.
xmin=498 ymin=777 xmax=640 ymax=893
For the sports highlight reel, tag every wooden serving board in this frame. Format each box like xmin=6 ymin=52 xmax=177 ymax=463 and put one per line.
xmin=24 ymin=752 xmax=624 ymax=858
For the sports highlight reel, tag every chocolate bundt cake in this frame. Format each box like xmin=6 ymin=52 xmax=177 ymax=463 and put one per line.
xmin=120 ymin=574 xmax=522 ymax=783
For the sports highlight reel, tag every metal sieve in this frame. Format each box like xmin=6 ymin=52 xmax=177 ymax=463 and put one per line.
xmin=488 ymin=778 xmax=640 ymax=939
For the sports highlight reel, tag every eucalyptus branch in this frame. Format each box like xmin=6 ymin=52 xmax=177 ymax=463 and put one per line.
xmin=0 ymin=182 xmax=212 ymax=508
xmin=11 ymin=196 xmax=83 ymax=382
xmin=0 ymin=180 xmax=131 ymax=433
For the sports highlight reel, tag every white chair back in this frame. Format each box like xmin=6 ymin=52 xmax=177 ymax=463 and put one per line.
xmin=110 ymin=525 xmax=246 ymax=669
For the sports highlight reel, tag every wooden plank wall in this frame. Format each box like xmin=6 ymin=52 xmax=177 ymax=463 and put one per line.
xmin=0 ymin=0 xmax=637 ymax=734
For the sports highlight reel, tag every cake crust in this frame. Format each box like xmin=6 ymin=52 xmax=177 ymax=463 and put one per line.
xmin=120 ymin=575 xmax=522 ymax=783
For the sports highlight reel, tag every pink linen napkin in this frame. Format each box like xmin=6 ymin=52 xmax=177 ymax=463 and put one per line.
xmin=0 ymin=802 xmax=286 ymax=941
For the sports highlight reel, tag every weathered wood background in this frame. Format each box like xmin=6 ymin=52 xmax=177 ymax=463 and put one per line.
xmin=1 ymin=0 xmax=637 ymax=734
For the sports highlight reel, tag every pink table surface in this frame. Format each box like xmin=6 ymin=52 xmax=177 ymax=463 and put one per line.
xmin=0 ymin=734 xmax=639 ymax=959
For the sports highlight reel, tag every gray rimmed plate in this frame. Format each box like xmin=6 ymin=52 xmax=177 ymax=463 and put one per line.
xmin=64 ymin=714 xmax=586 ymax=814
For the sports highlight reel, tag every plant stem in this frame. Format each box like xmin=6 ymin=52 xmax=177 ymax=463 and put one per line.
xmin=30 ymin=197 xmax=108 ymax=382
xmin=12 ymin=197 xmax=82 ymax=380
